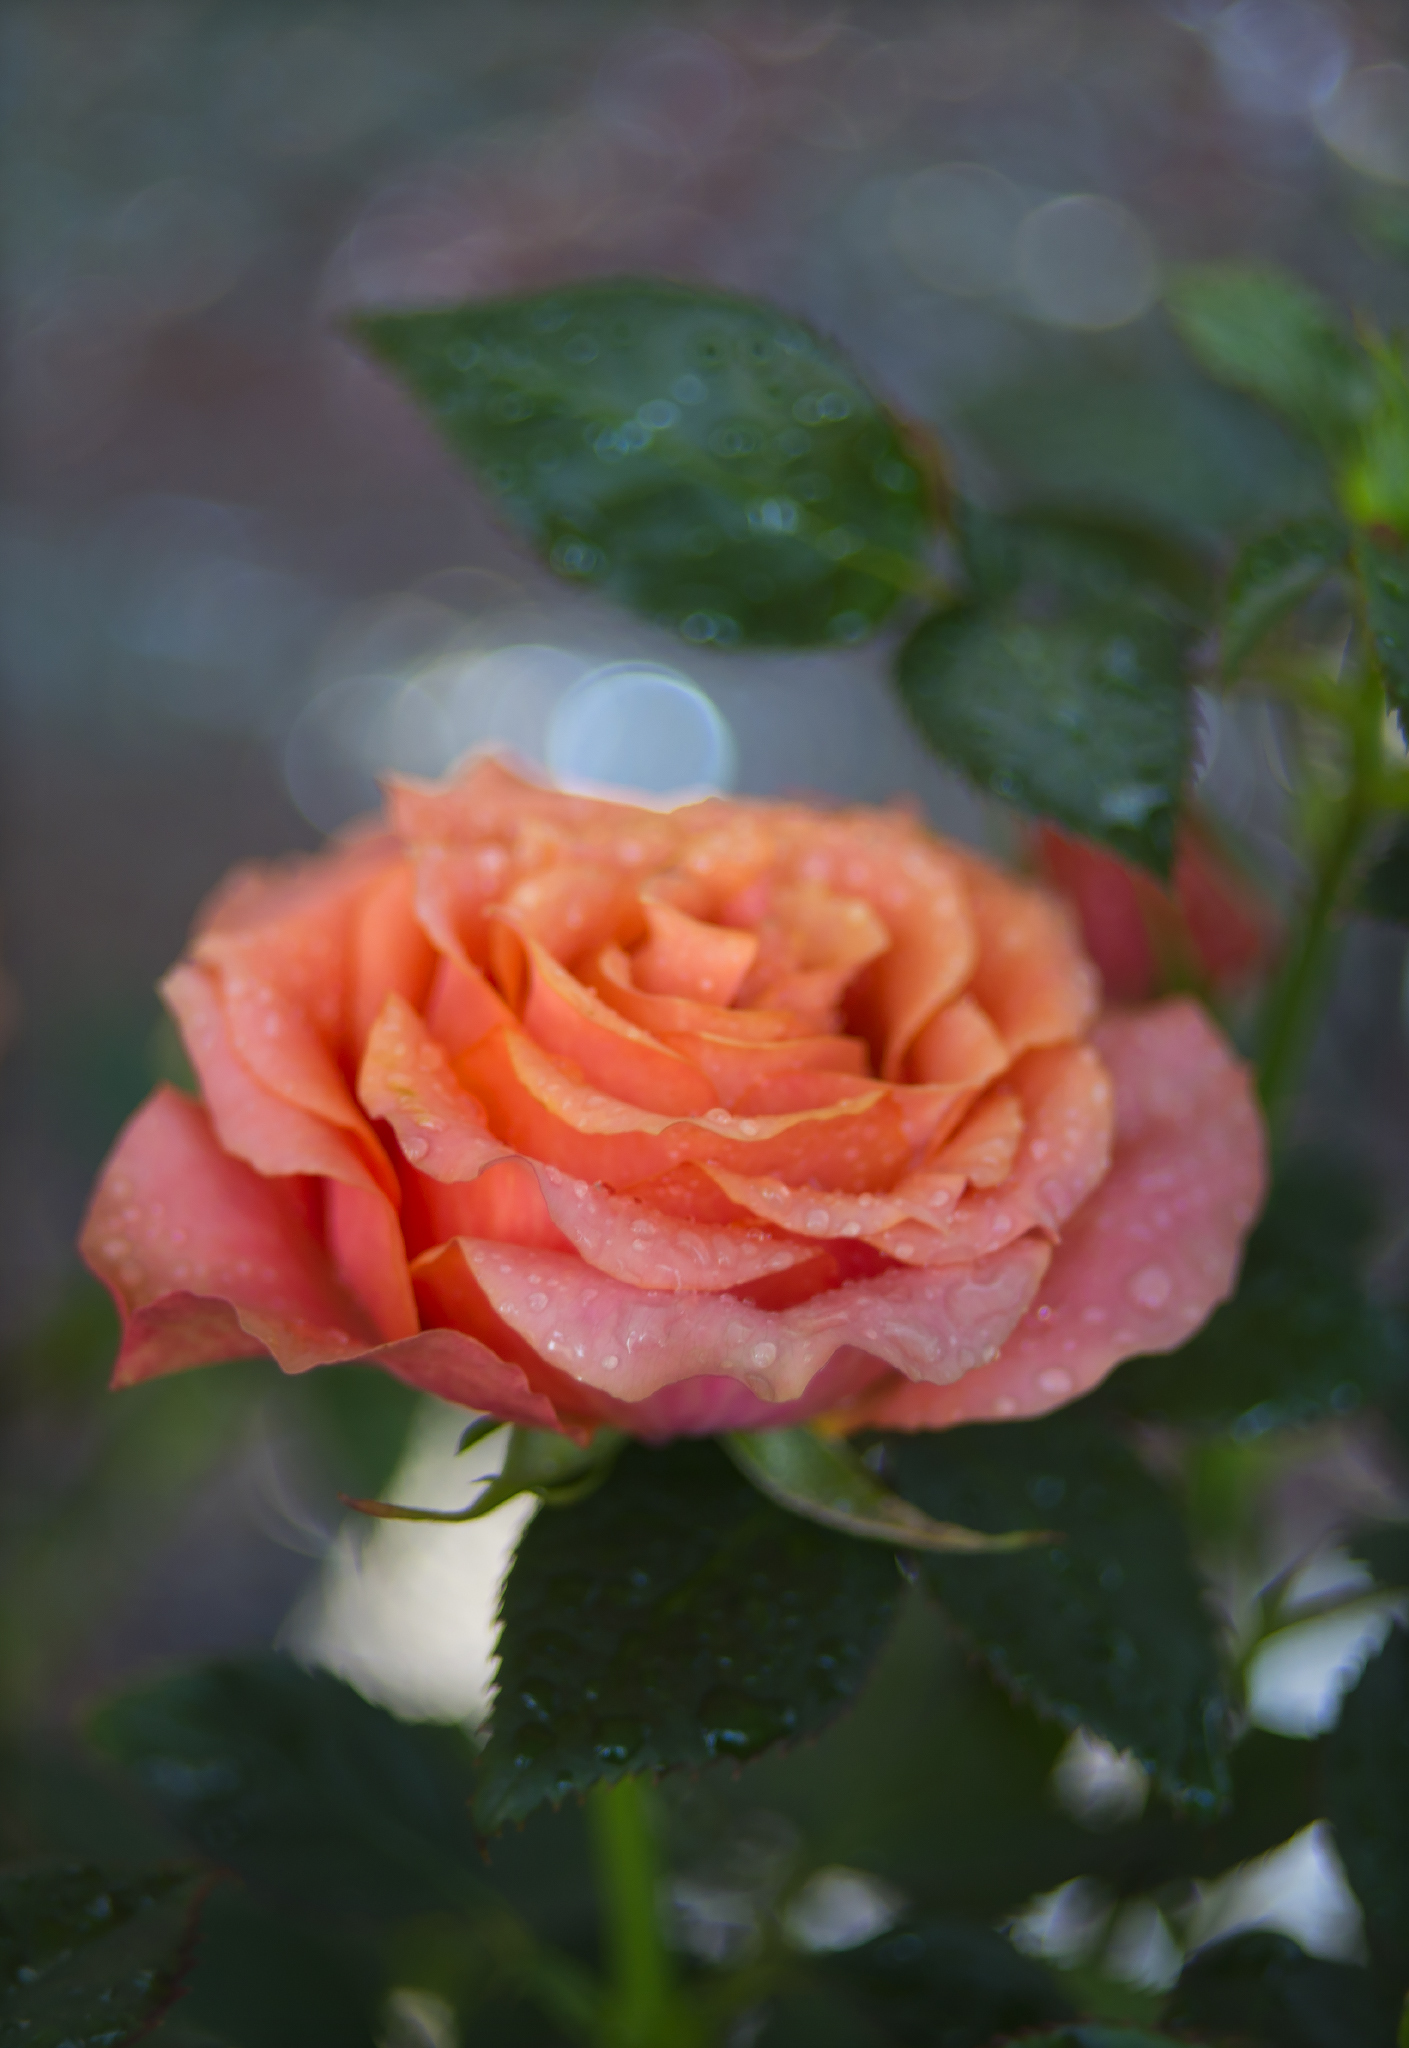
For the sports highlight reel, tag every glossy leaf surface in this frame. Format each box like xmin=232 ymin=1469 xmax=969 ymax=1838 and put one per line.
xmin=1165 ymin=1929 xmax=1400 ymax=2048
xmin=1222 ymin=514 xmax=1348 ymax=675
xmin=1326 ymin=1625 xmax=1409 ymax=1983
xmin=1166 ymin=264 xmax=1374 ymax=453
xmin=896 ymin=594 xmax=1189 ymax=874
xmin=1104 ymin=1156 xmax=1407 ymax=1435
xmin=883 ymin=1411 xmax=1231 ymax=1806
xmin=354 ymin=280 xmax=932 ymax=648
xmin=0 ymin=1859 xmax=207 ymax=2048
xmin=478 ymin=1440 xmax=903 ymax=1833
xmin=90 ymin=1656 xmax=484 ymax=1920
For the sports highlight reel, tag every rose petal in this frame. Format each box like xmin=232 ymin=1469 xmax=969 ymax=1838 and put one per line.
xmin=960 ymin=858 xmax=1100 ymax=1056
xmin=905 ymin=994 xmax=1009 ymax=1090
xmin=80 ymin=1086 xmax=375 ymax=1384
xmin=361 ymin=1326 xmax=575 ymax=1437
xmin=351 ymin=864 xmax=436 ymax=1050
xmin=416 ymin=1231 xmax=1051 ymax=1406
xmin=572 ymin=1344 xmax=890 ymax=1441
xmin=929 ymin=1086 xmax=1025 ymax=1188
xmin=632 ymin=898 xmax=758 ymax=1003
xmin=488 ymin=862 xmax=640 ymax=1006
xmin=325 ymin=1180 xmax=418 ymax=1343
xmin=848 ymin=999 xmax=1266 ymax=1428
xmin=588 ymin=943 xmax=797 ymax=1042
xmin=522 ymin=937 xmax=719 ymax=1116
xmin=662 ymin=1028 xmax=871 ymax=1110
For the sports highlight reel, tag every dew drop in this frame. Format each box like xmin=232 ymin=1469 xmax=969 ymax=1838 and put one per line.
xmin=527 ymin=1292 xmax=549 ymax=1312
xmin=805 ymin=1208 xmax=831 ymax=1232
xmin=1037 ymin=1367 xmax=1072 ymax=1397
xmin=1128 ymin=1264 xmax=1172 ymax=1311
xmin=600 ymin=1354 xmax=619 ymax=1371
xmin=400 ymin=1133 xmax=428 ymax=1162
xmin=751 ymin=1341 xmax=778 ymax=1368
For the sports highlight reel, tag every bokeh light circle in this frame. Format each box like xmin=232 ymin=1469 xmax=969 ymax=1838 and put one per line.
xmin=545 ymin=662 xmax=736 ymax=796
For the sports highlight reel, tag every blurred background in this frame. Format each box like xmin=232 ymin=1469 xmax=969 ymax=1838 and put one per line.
xmin=4 ymin=1 xmax=1409 ymax=2029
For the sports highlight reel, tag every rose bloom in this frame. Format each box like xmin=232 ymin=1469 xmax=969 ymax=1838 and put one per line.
xmin=83 ymin=759 xmax=1265 ymax=1442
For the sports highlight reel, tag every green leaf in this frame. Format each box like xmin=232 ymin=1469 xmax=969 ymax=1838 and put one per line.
xmin=895 ymin=592 xmax=1189 ymax=875
xmin=352 ymin=280 xmax=934 ymax=649
xmin=1222 ymin=514 xmax=1350 ymax=675
xmin=477 ymin=1439 xmax=903 ymax=1833
xmin=89 ymin=1655 xmax=484 ymax=1921
xmin=956 ymin=503 xmax=1212 ymax=612
xmin=153 ymin=1889 xmax=388 ymax=2048
xmin=0 ymin=1859 xmax=208 ymax=2048
xmin=346 ymin=1422 xmax=625 ymax=1523
xmin=1326 ymin=1624 xmax=1409 ymax=1983
xmin=1358 ymin=531 xmax=1409 ymax=741
xmin=1102 ymin=1154 xmax=1407 ymax=1436
xmin=1165 ymin=1929 xmax=1401 ymax=2048
xmin=1352 ymin=1520 xmax=1409 ymax=1593
xmin=723 ymin=1427 xmax=1052 ymax=1553
xmin=1359 ymin=824 xmax=1409 ymax=924
xmin=1003 ymin=2032 xmax=1189 ymax=2048
xmin=1166 ymin=264 xmax=1375 ymax=454
xmin=762 ymin=1917 xmax=1073 ymax=2048
xmin=882 ymin=1411 xmax=1232 ymax=1807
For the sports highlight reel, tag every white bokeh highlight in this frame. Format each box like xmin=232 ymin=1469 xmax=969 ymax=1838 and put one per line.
xmin=546 ymin=661 xmax=737 ymax=796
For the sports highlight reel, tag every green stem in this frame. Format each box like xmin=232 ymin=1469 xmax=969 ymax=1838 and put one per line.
xmin=588 ymin=1776 xmax=692 ymax=2048
xmin=1256 ymin=661 xmax=1383 ymax=1130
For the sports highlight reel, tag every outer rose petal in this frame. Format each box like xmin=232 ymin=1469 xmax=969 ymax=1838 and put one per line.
xmin=414 ymin=1232 xmax=1051 ymax=1408
xmin=80 ymin=1086 xmax=376 ymax=1383
xmin=847 ymin=999 xmax=1265 ymax=1429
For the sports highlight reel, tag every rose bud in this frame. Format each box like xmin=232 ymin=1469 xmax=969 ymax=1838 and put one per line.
xmin=83 ymin=759 xmax=1265 ymax=1440
xmin=1036 ymin=821 xmax=1275 ymax=1006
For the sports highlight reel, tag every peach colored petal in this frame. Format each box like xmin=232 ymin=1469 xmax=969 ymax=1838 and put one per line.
xmin=871 ymin=1043 xmax=1113 ymax=1268
xmin=351 ymin=864 xmax=436 ymax=1052
xmin=361 ymin=1326 xmax=575 ymax=1437
xmin=360 ymin=996 xmax=814 ymax=1293
xmin=929 ymin=1087 xmax=1024 ymax=1188
xmin=488 ymin=862 xmax=641 ymax=1006
xmin=80 ymin=1086 xmax=375 ymax=1385
xmin=410 ymin=840 xmax=512 ymax=972
xmin=163 ymin=963 xmax=386 ymax=1196
xmin=567 ymin=1345 xmax=891 ymax=1441
xmin=387 ymin=755 xmax=679 ymax=858
xmin=660 ymin=1028 xmax=870 ymax=1110
xmin=417 ymin=1232 xmax=1051 ymax=1407
xmin=839 ymin=850 xmax=975 ymax=1078
xmin=697 ymin=1164 xmax=967 ymax=1242
xmin=588 ymin=944 xmax=798 ymax=1042
xmin=521 ymin=938 xmax=719 ymax=1117
xmin=905 ymin=994 xmax=1010 ymax=1090
xmin=847 ymin=999 xmax=1265 ymax=1429
xmin=325 ymin=1180 xmax=418 ymax=1343
xmin=632 ymin=899 xmax=758 ymax=1004
xmin=423 ymin=954 xmax=515 ymax=1058
xmin=960 ymin=859 xmax=1100 ymax=1057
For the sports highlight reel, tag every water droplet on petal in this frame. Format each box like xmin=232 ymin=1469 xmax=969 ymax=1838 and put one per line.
xmin=1037 ymin=1367 xmax=1072 ymax=1397
xmin=1128 ymin=1264 xmax=1172 ymax=1311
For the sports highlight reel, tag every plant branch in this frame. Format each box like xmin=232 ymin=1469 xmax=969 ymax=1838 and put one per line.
xmin=588 ymin=1776 xmax=699 ymax=2048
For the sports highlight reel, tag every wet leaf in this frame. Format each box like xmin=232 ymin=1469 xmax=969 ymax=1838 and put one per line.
xmin=1103 ymin=1154 xmax=1408 ymax=1436
xmin=353 ymin=280 xmax=934 ymax=649
xmin=89 ymin=1656 xmax=484 ymax=1921
xmin=1358 ymin=531 xmax=1409 ymax=741
xmin=1166 ymin=264 xmax=1375 ymax=455
xmin=896 ymin=592 xmax=1190 ymax=875
xmin=882 ymin=1411 xmax=1231 ymax=1807
xmin=1359 ymin=824 xmax=1409 ymax=924
xmin=0 ymin=1859 xmax=208 ymax=2048
xmin=1166 ymin=1929 xmax=1401 ymax=2048
xmin=1221 ymin=514 xmax=1349 ymax=675
xmin=724 ymin=1426 xmax=1051 ymax=1553
xmin=477 ymin=1439 xmax=903 ymax=1833
xmin=1326 ymin=1624 xmax=1409 ymax=1983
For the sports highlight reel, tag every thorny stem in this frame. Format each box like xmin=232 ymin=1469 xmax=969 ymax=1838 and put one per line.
xmin=1255 ymin=655 xmax=1385 ymax=1131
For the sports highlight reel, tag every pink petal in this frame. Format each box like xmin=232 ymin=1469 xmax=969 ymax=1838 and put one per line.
xmin=416 ymin=1232 xmax=1050 ymax=1409
xmin=362 ymin=1327 xmax=577 ymax=1437
xmin=850 ymin=999 xmax=1266 ymax=1429
xmin=80 ymin=1086 xmax=376 ymax=1385
xmin=325 ymin=1180 xmax=419 ymax=1343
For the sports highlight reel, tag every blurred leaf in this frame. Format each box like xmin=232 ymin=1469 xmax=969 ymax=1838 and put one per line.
xmin=478 ymin=1440 xmax=903 ymax=1833
xmin=760 ymin=1917 xmax=1073 ymax=2048
xmin=1222 ymin=515 xmax=1350 ymax=675
xmin=0 ymin=1859 xmax=208 ymax=2048
xmin=148 ymin=1888 xmax=387 ymax=2048
xmin=89 ymin=1656 xmax=485 ymax=1921
xmin=895 ymin=592 xmax=1190 ymax=875
xmin=280 ymin=1364 xmax=420 ymax=1509
xmin=1102 ymin=1154 xmax=1407 ymax=1436
xmin=1326 ymin=1624 xmax=1409 ymax=1983
xmin=957 ymin=504 xmax=1211 ymax=612
xmin=724 ymin=1426 xmax=1050 ymax=1553
xmin=1165 ymin=1929 xmax=1400 ymax=2048
xmin=1357 ymin=531 xmax=1409 ymax=741
xmin=1001 ymin=2032 xmax=1187 ymax=2048
xmin=1344 ymin=339 xmax=1409 ymax=535
xmin=883 ymin=1412 xmax=1231 ymax=1807
xmin=353 ymin=280 xmax=933 ymax=649
xmin=1166 ymin=264 xmax=1374 ymax=455
xmin=1359 ymin=825 xmax=1409 ymax=924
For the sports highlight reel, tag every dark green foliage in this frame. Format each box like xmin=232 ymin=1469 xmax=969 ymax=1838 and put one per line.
xmin=759 ymin=1916 xmax=1073 ymax=2048
xmin=883 ymin=1412 xmax=1231 ymax=1807
xmin=0 ymin=1859 xmax=207 ymax=2048
xmin=1359 ymin=824 xmax=1409 ymax=923
xmin=990 ymin=2033 xmax=1183 ymax=2048
xmin=896 ymin=594 xmax=1189 ymax=874
xmin=1358 ymin=531 xmax=1409 ymax=741
xmin=1166 ymin=1929 xmax=1400 ymax=2048
xmin=478 ymin=1440 xmax=903 ymax=1832
xmin=1352 ymin=1520 xmax=1409 ymax=1592
xmin=1166 ymin=265 xmax=1375 ymax=454
xmin=353 ymin=280 xmax=931 ymax=649
xmin=1222 ymin=515 xmax=1349 ymax=675
xmin=1326 ymin=1626 xmax=1409 ymax=1985
xmin=148 ymin=1889 xmax=386 ymax=2048
xmin=89 ymin=1657 xmax=484 ymax=1921
xmin=1104 ymin=1154 xmax=1407 ymax=1436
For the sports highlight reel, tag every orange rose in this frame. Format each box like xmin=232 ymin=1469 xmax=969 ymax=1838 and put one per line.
xmin=82 ymin=759 xmax=1265 ymax=1440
